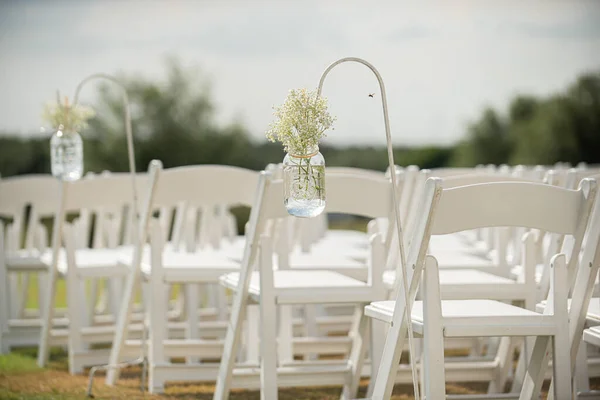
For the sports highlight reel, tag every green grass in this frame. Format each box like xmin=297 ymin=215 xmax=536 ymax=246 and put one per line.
xmin=0 ymin=353 xmax=42 ymax=374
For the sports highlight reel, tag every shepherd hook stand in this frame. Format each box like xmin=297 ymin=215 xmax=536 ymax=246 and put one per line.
xmin=70 ymin=74 xmax=146 ymax=397
xmin=317 ymin=57 xmax=419 ymax=399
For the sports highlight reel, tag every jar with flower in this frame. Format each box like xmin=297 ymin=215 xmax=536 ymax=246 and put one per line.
xmin=266 ymin=89 xmax=335 ymax=217
xmin=43 ymin=96 xmax=95 ymax=181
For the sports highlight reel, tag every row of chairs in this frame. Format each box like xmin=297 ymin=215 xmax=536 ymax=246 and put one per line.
xmin=1 ymin=162 xmax=600 ymax=399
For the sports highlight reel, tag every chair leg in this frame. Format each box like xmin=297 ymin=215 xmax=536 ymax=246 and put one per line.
xmin=37 ymin=272 xmax=48 ymax=318
xmin=106 ymin=243 xmax=144 ymax=384
xmin=107 ymin=276 xmax=124 ymax=317
xmin=510 ymin=344 xmax=527 ymax=393
xmin=8 ymin=274 xmax=19 ymax=319
xmin=341 ymin=308 xmax=369 ymax=400
xmin=518 ymin=336 xmax=551 ymax=400
xmin=549 ymin=254 xmax=571 ymax=399
xmin=370 ymin=282 xmax=412 ymax=399
xmin=422 ymin=255 xmax=446 ymax=400
xmin=259 ymin=286 xmax=277 ymax=400
xmin=17 ymin=274 xmax=30 ymax=319
xmin=574 ymin=340 xmax=590 ymax=394
xmin=215 ymin=285 xmax=228 ymax=321
xmin=185 ymin=283 xmax=200 ymax=363
xmin=366 ymin=318 xmax=386 ymax=398
xmin=214 ymin=238 xmax=261 ymax=399
xmin=0 ymin=222 xmax=9 ymax=354
xmin=552 ymin=333 xmax=572 ymax=399
xmin=278 ymin=305 xmax=293 ymax=365
xmin=521 ymin=254 xmax=571 ymax=400
xmin=258 ymin=234 xmax=277 ymax=400
xmin=488 ymin=337 xmax=517 ymax=394
xmin=148 ymin=268 xmax=168 ymax=393
xmin=303 ymin=304 xmax=318 ymax=361
xmin=65 ymin=223 xmax=87 ymax=374
xmin=88 ymin=279 xmax=99 ymax=318
xmin=37 ymin=266 xmax=58 ymax=367
xmin=245 ymin=305 xmax=260 ymax=364
xmin=67 ymin=276 xmax=84 ymax=374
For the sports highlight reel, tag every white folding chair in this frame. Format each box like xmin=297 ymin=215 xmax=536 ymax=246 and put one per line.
xmin=532 ymin=171 xmax=600 ymax=397
xmin=366 ymin=177 xmax=597 ymax=399
xmin=0 ymin=175 xmax=60 ymax=353
xmin=214 ymin=170 xmax=394 ymax=400
xmin=35 ymin=173 xmax=149 ymax=373
xmin=105 ymin=164 xmax=262 ymax=389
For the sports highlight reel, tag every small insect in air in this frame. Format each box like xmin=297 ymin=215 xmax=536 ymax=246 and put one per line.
xmin=368 ymin=93 xmax=375 ymax=98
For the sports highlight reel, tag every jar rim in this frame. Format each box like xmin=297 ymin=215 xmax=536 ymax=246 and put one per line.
xmin=289 ymin=144 xmax=319 ymax=158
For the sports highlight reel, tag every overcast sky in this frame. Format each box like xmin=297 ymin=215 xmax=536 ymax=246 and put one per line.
xmin=1 ymin=1 xmax=599 ymax=146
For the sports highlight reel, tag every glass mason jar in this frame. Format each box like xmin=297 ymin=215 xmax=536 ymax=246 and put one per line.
xmin=283 ymin=145 xmax=326 ymax=218
xmin=50 ymin=126 xmax=83 ymax=181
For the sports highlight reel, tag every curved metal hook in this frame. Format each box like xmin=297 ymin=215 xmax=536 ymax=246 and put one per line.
xmin=317 ymin=57 xmax=419 ymax=399
xmin=71 ymin=73 xmax=139 ymax=236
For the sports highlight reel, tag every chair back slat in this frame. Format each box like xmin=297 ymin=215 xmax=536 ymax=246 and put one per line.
xmin=0 ymin=175 xmax=60 ymax=217
xmin=440 ymin=173 xmax=539 ymax=188
xmin=62 ymin=174 xmax=141 ymax=212
xmin=152 ymin=165 xmax=260 ymax=208
xmin=431 ymin=180 xmax=596 ymax=236
xmin=325 ymin=166 xmax=385 ymax=179
xmin=260 ymin=172 xmax=394 ymax=221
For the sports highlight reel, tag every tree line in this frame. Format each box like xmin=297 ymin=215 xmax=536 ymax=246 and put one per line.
xmin=1 ymin=62 xmax=598 ymax=178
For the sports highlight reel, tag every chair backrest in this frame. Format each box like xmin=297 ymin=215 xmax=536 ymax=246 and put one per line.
xmin=0 ymin=175 xmax=60 ymax=251
xmin=58 ymin=173 xmax=144 ymax=248
xmin=430 ymin=181 xmax=593 ymax=234
xmin=152 ymin=165 xmax=259 ymax=208
xmin=62 ymin=173 xmax=140 ymax=213
xmin=440 ymin=173 xmax=539 ymax=188
xmin=223 ymin=170 xmax=395 ymax=306
xmin=0 ymin=175 xmax=60 ymax=218
xmin=145 ymin=164 xmax=260 ymax=250
xmin=294 ymin=166 xmax=400 ymax=251
xmin=83 ymin=172 xmax=147 ymax=248
xmin=403 ymin=178 xmax=597 ymax=299
xmin=260 ymin=171 xmax=394 ymax=222
xmin=390 ymin=173 xmax=546 ymax=278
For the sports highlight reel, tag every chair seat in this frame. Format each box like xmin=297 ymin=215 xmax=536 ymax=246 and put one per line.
xmin=284 ymin=251 xmax=368 ymax=281
xmin=438 ymin=269 xmax=525 ymax=300
xmin=584 ymin=326 xmax=600 ymax=348
xmin=120 ymin=247 xmax=241 ymax=283
xmin=383 ymin=269 xmax=522 ymax=300
xmin=365 ymin=299 xmax=556 ymax=337
xmin=5 ymin=249 xmax=50 ymax=271
xmin=537 ymin=297 xmax=600 ymax=323
xmin=220 ymin=270 xmax=376 ymax=304
xmin=37 ymin=247 xmax=132 ymax=277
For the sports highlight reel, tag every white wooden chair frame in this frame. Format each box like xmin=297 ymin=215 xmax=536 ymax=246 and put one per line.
xmin=213 ymin=170 xmax=395 ymax=400
xmin=367 ymin=177 xmax=597 ymax=400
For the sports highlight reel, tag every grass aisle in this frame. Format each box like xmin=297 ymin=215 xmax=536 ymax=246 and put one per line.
xmin=0 ymin=347 xmax=499 ymax=399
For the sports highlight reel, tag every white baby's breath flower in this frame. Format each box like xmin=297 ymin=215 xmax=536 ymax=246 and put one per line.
xmin=266 ymin=88 xmax=335 ymax=155
xmin=42 ymin=97 xmax=95 ymax=133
